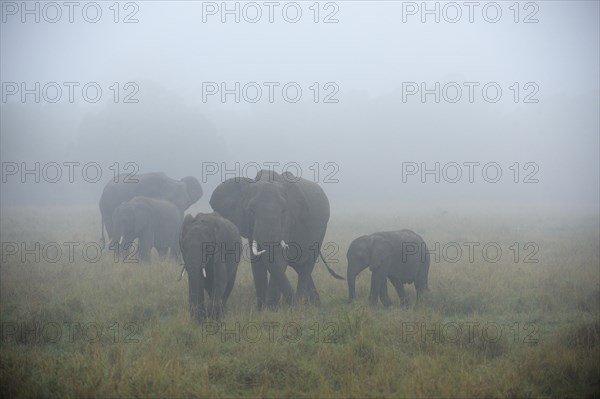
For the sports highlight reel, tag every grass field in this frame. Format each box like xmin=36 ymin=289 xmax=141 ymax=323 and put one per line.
xmin=1 ymin=205 xmax=599 ymax=398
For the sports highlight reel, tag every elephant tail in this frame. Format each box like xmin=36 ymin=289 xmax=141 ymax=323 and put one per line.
xmin=100 ymin=216 xmax=106 ymax=249
xmin=423 ymin=250 xmax=431 ymax=291
xmin=319 ymin=252 xmax=345 ymax=280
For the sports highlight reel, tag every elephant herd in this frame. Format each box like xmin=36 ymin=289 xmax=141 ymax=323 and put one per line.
xmin=99 ymin=171 xmax=430 ymax=321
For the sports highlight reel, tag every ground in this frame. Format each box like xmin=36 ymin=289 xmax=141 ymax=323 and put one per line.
xmin=1 ymin=205 xmax=598 ymax=398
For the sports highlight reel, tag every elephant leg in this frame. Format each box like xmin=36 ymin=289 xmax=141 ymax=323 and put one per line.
xmin=295 ymin=271 xmax=308 ymax=304
xmin=414 ymin=280 xmax=427 ymax=307
xmin=291 ymin=257 xmax=318 ymax=306
xmin=134 ymin=228 xmax=153 ymax=263
xmin=294 ymin=265 xmax=309 ymax=304
xmin=266 ymin=276 xmax=282 ymax=310
xmin=209 ymin=261 xmax=228 ymax=319
xmin=138 ymin=238 xmax=152 ymax=263
xmin=187 ymin=266 xmax=205 ymax=322
xmin=156 ymin=246 xmax=168 ymax=260
xmin=168 ymin=245 xmax=180 ymax=263
xmin=414 ymin=268 xmax=429 ymax=306
xmin=379 ymin=278 xmax=393 ymax=308
xmin=268 ymin=261 xmax=295 ymax=307
xmin=251 ymin=258 xmax=268 ymax=311
xmin=222 ymin=263 xmax=239 ymax=305
xmin=415 ymin=286 xmax=424 ymax=307
xmin=103 ymin=218 xmax=114 ymax=249
xmin=223 ymin=279 xmax=235 ymax=305
xmin=205 ymin=267 xmax=215 ymax=300
xmin=369 ymin=269 xmax=387 ymax=307
xmin=296 ymin=265 xmax=319 ymax=306
xmin=108 ymin=238 xmax=121 ymax=257
xmin=389 ymin=276 xmax=408 ymax=307
xmin=306 ymin=276 xmax=321 ymax=306
xmin=108 ymin=234 xmax=127 ymax=260
xmin=119 ymin=236 xmax=136 ymax=262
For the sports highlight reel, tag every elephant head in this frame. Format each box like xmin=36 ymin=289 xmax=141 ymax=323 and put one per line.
xmin=111 ymin=199 xmax=152 ymax=256
xmin=346 ymin=234 xmax=393 ymax=302
xmin=210 ymin=171 xmax=304 ymax=255
xmin=180 ymin=213 xmax=218 ymax=278
xmin=165 ymin=176 xmax=203 ymax=211
xmin=209 ymin=176 xmax=254 ymax=238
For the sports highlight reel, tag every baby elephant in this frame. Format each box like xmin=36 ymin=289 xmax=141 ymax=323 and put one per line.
xmin=180 ymin=212 xmax=241 ymax=321
xmin=347 ymin=230 xmax=430 ymax=307
xmin=111 ymin=196 xmax=183 ymax=263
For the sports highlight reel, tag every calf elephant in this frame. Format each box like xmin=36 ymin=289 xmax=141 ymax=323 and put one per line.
xmin=111 ymin=197 xmax=183 ymax=263
xmin=209 ymin=170 xmax=343 ymax=311
xmin=347 ymin=230 xmax=430 ymax=307
xmin=99 ymin=172 xmax=202 ymax=248
xmin=180 ymin=212 xmax=241 ymax=321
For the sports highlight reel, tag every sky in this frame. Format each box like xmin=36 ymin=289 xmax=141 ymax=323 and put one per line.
xmin=1 ymin=0 xmax=599 ymax=211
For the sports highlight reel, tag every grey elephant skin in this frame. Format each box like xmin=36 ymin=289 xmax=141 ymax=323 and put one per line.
xmin=180 ymin=212 xmax=241 ymax=321
xmin=347 ymin=230 xmax=430 ymax=307
xmin=209 ymin=170 xmax=343 ymax=311
xmin=111 ymin=197 xmax=183 ymax=263
xmin=99 ymin=172 xmax=203 ymax=248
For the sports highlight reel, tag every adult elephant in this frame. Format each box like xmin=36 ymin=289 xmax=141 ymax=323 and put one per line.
xmin=99 ymin=172 xmax=202 ymax=248
xmin=180 ymin=212 xmax=241 ymax=321
xmin=347 ymin=230 xmax=430 ymax=307
xmin=111 ymin=196 xmax=183 ymax=263
xmin=209 ymin=170 xmax=344 ymax=310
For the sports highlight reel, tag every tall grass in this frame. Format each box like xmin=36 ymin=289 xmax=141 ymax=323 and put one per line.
xmin=1 ymin=206 xmax=598 ymax=398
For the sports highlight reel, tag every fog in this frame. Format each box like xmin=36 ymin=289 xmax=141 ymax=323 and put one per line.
xmin=1 ymin=1 xmax=598 ymax=212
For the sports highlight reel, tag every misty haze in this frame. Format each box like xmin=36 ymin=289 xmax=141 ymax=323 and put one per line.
xmin=1 ymin=1 xmax=599 ymax=398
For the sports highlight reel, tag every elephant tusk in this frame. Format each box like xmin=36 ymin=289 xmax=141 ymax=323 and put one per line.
xmin=280 ymin=240 xmax=289 ymax=249
xmin=177 ymin=264 xmax=186 ymax=282
xmin=252 ymin=240 xmax=266 ymax=256
xmin=202 ymin=267 xmax=206 ymax=278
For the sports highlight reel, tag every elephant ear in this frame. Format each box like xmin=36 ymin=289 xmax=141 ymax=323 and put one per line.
xmin=368 ymin=235 xmax=393 ymax=271
xmin=209 ymin=177 xmax=252 ymax=237
xmin=181 ymin=176 xmax=203 ymax=207
xmin=111 ymin=203 xmax=125 ymax=224
xmin=348 ymin=235 xmax=371 ymax=256
xmin=210 ymin=215 xmax=233 ymax=252
xmin=165 ymin=183 xmax=189 ymax=211
xmin=280 ymin=176 xmax=310 ymax=242
xmin=179 ymin=213 xmax=195 ymax=250
xmin=181 ymin=213 xmax=195 ymax=236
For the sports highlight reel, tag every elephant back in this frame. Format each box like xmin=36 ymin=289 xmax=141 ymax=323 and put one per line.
xmin=131 ymin=196 xmax=182 ymax=244
xmin=381 ymin=230 xmax=428 ymax=284
xmin=285 ymin=174 xmax=330 ymax=256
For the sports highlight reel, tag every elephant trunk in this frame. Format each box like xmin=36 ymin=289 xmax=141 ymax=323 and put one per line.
xmin=348 ymin=270 xmax=357 ymax=303
xmin=347 ymin=262 xmax=366 ymax=303
xmin=188 ymin=261 xmax=206 ymax=322
xmin=251 ymin=220 xmax=285 ymax=259
xmin=100 ymin=217 xmax=106 ymax=249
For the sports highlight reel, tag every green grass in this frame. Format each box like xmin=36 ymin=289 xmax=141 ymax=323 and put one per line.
xmin=1 ymin=205 xmax=599 ymax=398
